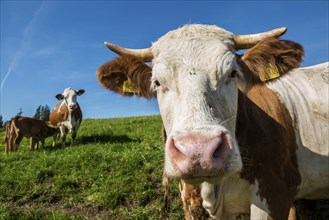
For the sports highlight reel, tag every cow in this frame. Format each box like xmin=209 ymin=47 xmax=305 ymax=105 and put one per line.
xmin=5 ymin=116 xmax=59 ymax=152
xmin=96 ymin=24 xmax=329 ymax=219
xmin=49 ymin=87 xmax=84 ymax=147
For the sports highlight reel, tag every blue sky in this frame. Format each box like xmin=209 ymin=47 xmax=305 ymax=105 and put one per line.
xmin=1 ymin=0 xmax=328 ymax=121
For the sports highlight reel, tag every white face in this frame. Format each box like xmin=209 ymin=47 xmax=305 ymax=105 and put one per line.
xmin=151 ymin=25 xmax=243 ymax=183
xmin=62 ymin=88 xmax=79 ymax=111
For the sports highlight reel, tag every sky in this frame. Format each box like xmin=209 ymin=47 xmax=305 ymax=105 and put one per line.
xmin=1 ymin=0 xmax=328 ymax=121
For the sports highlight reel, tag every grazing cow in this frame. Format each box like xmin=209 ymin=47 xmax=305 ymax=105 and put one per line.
xmin=49 ymin=87 xmax=84 ymax=147
xmin=6 ymin=116 xmax=59 ymax=152
xmin=96 ymin=24 xmax=329 ymax=219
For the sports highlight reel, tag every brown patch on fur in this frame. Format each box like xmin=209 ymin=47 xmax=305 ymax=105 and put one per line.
xmin=49 ymin=103 xmax=82 ymax=126
xmin=240 ymin=37 xmax=304 ymax=87
xmin=237 ymin=87 xmax=301 ymax=220
xmin=179 ymin=181 xmax=207 ymax=220
xmin=96 ymin=55 xmax=155 ymax=99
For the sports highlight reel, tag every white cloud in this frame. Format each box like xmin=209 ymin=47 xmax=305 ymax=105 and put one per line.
xmin=35 ymin=46 xmax=60 ymax=55
xmin=1 ymin=1 xmax=45 ymax=92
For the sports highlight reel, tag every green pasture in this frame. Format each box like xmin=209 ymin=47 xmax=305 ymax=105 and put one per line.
xmin=0 ymin=116 xmax=183 ymax=219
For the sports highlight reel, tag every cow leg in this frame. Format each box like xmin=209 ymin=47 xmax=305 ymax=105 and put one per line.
xmin=5 ymin=132 xmax=9 ymax=154
xmin=13 ymin=134 xmax=23 ymax=151
xmin=30 ymin=137 xmax=34 ymax=150
xmin=8 ymin=132 xmax=14 ymax=152
xmin=5 ymin=137 xmax=9 ymax=153
xmin=52 ymin=133 xmax=58 ymax=147
xmin=71 ymin=132 xmax=76 ymax=146
xmin=40 ymin=139 xmax=45 ymax=150
xmin=71 ymin=124 xmax=80 ymax=146
xmin=59 ymin=126 xmax=66 ymax=147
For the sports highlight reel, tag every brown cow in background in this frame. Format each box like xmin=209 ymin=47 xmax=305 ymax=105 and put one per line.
xmin=5 ymin=116 xmax=59 ymax=152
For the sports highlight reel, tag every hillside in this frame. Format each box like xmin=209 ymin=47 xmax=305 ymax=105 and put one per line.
xmin=0 ymin=116 xmax=183 ymax=219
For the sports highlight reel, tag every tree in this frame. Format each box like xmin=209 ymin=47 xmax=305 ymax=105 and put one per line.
xmin=41 ymin=105 xmax=51 ymax=121
xmin=33 ymin=104 xmax=51 ymax=121
xmin=33 ymin=105 xmax=42 ymax=119
xmin=0 ymin=115 xmax=3 ymax=128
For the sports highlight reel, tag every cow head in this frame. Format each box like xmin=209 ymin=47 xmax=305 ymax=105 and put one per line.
xmin=55 ymin=87 xmax=85 ymax=111
xmin=97 ymin=25 xmax=303 ymax=183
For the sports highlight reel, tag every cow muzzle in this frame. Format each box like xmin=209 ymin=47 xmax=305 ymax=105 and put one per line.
xmin=68 ymin=104 xmax=77 ymax=110
xmin=167 ymin=132 xmax=233 ymax=179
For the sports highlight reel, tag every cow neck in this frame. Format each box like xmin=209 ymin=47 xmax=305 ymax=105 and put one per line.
xmin=61 ymin=100 xmax=76 ymax=121
xmin=235 ymin=86 xmax=301 ymax=220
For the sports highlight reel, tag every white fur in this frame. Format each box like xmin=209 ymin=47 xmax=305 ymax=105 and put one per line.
xmin=201 ymin=177 xmax=250 ymax=219
xmin=249 ymin=180 xmax=270 ymax=219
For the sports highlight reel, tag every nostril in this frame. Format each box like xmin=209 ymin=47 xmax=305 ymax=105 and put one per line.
xmin=169 ymin=138 xmax=186 ymax=162
xmin=213 ymin=133 xmax=230 ymax=159
xmin=213 ymin=138 xmax=223 ymax=159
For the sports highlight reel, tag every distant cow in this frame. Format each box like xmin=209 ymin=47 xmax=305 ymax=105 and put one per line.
xmin=49 ymin=87 xmax=85 ymax=147
xmin=97 ymin=25 xmax=328 ymax=219
xmin=6 ymin=116 xmax=59 ymax=152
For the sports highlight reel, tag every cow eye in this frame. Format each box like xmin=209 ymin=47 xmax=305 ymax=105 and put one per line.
xmin=151 ymin=78 xmax=162 ymax=91
xmin=230 ymin=70 xmax=237 ymax=78
xmin=154 ymin=80 xmax=161 ymax=87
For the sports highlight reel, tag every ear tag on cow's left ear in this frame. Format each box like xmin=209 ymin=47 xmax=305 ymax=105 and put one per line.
xmin=123 ymin=80 xmax=140 ymax=94
xmin=260 ymin=64 xmax=281 ymax=82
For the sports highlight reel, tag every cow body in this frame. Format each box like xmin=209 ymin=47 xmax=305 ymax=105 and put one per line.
xmin=49 ymin=87 xmax=84 ymax=147
xmin=97 ymin=25 xmax=329 ymax=219
xmin=5 ymin=116 xmax=59 ymax=152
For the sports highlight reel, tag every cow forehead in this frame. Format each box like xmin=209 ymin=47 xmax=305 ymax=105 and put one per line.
xmin=151 ymin=24 xmax=235 ymax=57
xmin=63 ymin=88 xmax=76 ymax=97
xmin=151 ymin=25 xmax=237 ymax=79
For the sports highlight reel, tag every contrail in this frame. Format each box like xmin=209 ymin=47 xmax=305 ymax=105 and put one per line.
xmin=1 ymin=1 xmax=45 ymax=92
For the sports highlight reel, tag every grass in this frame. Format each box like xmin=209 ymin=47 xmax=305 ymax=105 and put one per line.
xmin=0 ymin=115 xmax=183 ymax=219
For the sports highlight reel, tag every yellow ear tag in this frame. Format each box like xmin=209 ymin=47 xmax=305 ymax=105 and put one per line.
xmin=260 ymin=64 xmax=281 ymax=82
xmin=123 ymin=80 xmax=140 ymax=94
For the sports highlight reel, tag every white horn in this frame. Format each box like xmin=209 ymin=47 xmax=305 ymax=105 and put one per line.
xmin=104 ymin=41 xmax=153 ymax=62
xmin=234 ymin=27 xmax=287 ymax=50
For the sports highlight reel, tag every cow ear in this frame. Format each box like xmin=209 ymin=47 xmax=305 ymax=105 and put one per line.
xmin=55 ymin=94 xmax=64 ymax=100
xmin=241 ymin=38 xmax=304 ymax=84
xmin=96 ymin=55 xmax=155 ymax=99
xmin=76 ymin=89 xmax=85 ymax=96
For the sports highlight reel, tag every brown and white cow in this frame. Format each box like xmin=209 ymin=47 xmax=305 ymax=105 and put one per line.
xmin=49 ymin=87 xmax=84 ymax=147
xmin=5 ymin=116 xmax=59 ymax=152
xmin=96 ymin=25 xmax=329 ymax=219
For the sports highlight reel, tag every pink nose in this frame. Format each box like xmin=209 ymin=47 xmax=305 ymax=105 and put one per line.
xmin=168 ymin=133 xmax=232 ymax=177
